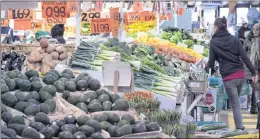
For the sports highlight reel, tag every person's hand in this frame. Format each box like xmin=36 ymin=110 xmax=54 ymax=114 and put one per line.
xmin=252 ymin=75 xmax=259 ymax=83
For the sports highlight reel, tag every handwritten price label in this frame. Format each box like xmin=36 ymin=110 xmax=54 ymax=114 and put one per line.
xmin=91 ymin=18 xmax=111 ymax=34
xmin=45 ymin=17 xmax=66 ymax=24
xmin=127 ymin=12 xmax=141 ymax=23
xmin=13 ymin=19 xmax=32 ymax=30
xmin=0 ymin=20 xmax=9 ymax=26
xmin=141 ymin=12 xmax=156 ymax=21
xmin=8 ymin=9 xmax=33 ymax=20
xmin=81 ymin=12 xmax=101 ymax=22
xmin=42 ymin=1 xmax=69 ymax=18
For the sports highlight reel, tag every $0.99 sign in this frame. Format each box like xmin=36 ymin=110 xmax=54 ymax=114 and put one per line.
xmin=42 ymin=1 xmax=69 ymax=18
xmin=91 ymin=18 xmax=111 ymax=34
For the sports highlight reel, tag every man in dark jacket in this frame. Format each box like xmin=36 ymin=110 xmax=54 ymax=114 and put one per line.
xmin=238 ymin=22 xmax=250 ymax=44
xmin=207 ymin=17 xmax=257 ymax=130
xmin=51 ymin=24 xmax=66 ymax=44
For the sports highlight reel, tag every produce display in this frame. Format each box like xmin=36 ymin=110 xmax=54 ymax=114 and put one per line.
xmin=125 ymin=21 xmax=156 ymax=38
xmin=27 ymin=39 xmax=69 ymax=75
xmin=0 ymin=70 xmax=57 ymax=116
xmin=81 ymin=23 xmax=91 ymax=35
xmin=1 ymin=51 xmax=26 ymax=71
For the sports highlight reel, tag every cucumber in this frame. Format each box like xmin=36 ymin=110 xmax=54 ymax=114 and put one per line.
xmin=71 ymin=61 xmax=91 ymax=69
xmin=200 ymin=123 xmax=227 ymax=131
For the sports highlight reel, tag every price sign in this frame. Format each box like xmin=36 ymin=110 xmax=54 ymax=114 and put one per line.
xmin=110 ymin=8 xmax=119 ymax=37
xmin=8 ymin=9 xmax=33 ymax=19
xmin=81 ymin=12 xmax=101 ymax=22
xmin=42 ymin=1 xmax=69 ymax=18
xmin=141 ymin=11 xmax=156 ymax=21
xmin=127 ymin=12 xmax=141 ymax=23
xmin=133 ymin=1 xmax=143 ymax=12
xmin=0 ymin=20 xmax=9 ymax=26
xmin=45 ymin=17 xmax=66 ymax=24
xmin=67 ymin=1 xmax=78 ymax=13
xmin=91 ymin=18 xmax=111 ymax=34
xmin=14 ymin=19 xmax=32 ymax=30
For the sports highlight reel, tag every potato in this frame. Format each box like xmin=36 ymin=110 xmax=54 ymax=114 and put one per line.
xmin=36 ymin=47 xmax=46 ymax=54
xmin=28 ymin=51 xmax=43 ymax=63
xmin=59 ymin=53 xmax=68 ymax=60
xmin=46 ymin=44 xmax=55 ymax=54
xmin=50 ymin=52 xmax=59 ymax=60
xmin=42 ymin=54 xmax=53 ymax=64
xmin=48 ymin=60 xmax=57 ymax=69
xmin=55 ymin=45 xmax=65 ymax=54
xmin=40 ymin=64 xmax=51 ymax=75
xmin=41 ymin=53 xmax=48 ymax=58
xmin=40 ymin=39 xmax=49 ymax=48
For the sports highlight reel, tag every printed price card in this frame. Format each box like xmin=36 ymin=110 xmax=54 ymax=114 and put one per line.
xmin=110 ymin=8 xmax=119 ymax=37
xmin=141 ymin=11 xmax=156 ymax=21
xmin=44 ymin=17 xmax=66 ymax=24
xmin=81 ymin=12 xmax=101 ymax=23
xmin=42 ymin=1 xmax=70 ymax=18
xmin=126 ymin=12 xmax=141 ymax=23
xmin=0 ymin=20 xmax=9 ymax=26
xmin=91 ymin=18 xmax=111 ymax=34
xmin=8 ymin=9 xmax=33 ymax=20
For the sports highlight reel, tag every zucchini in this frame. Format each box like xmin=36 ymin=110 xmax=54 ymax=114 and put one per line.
xmin=71 ymin=61 xmax=91 ymax=69
xmin=200 ymin=123 xmax=227 ymax=131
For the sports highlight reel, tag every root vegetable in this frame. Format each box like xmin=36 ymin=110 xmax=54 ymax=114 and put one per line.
xmin=36 ymin=47 xmax=46 ymax=54
xmin=40 ymin=39 xmax=49 ymax=48
xmin=28 ymin=51 xmax=43 ymax=63
xmin=50 ymin=52 xmax=59 ymax=60
xmin=40 ymin=64 xmax=51 ymax=75
xmin=59 ymin=53 xmax=68 ymax=60
xmin=46 ymin=44 xmax=55 ymax=54
xmin=55 ymin=46 xmax=65 ymax=54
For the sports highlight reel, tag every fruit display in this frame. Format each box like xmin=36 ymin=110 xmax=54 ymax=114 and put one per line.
xmin=135 ymin=33 xmax=202 ymax=63
xmin=27 ymin=39 xmax=68 ymax=75
xmin=81 ymin=23 xmax=91 ymax=35
xmin=0 ymin=70 xmax=57 ymax=116
xmin=125 ymin=21 xmax=156 ymax=38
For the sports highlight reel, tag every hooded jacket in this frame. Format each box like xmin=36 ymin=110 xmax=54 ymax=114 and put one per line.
xmin=207 ymin=29 xmax=256 ymax=78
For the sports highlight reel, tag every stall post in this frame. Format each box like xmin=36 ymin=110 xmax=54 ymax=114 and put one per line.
xmin=75 ymin=1 xmax=81 ymax=49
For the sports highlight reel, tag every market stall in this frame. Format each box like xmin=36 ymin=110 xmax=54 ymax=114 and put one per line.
xmin=1 ymin=1 xmax=260 ymax=139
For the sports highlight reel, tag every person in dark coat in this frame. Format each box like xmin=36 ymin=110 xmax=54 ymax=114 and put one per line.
xmin=51 ymin=24 xmax=66 ymax=44
xmin=238 ymin=22 xmax=250 ymax=44
xmin=244 ymin=23 xmax=260 ymax=114
xmin=207 ymin=17 xmax=257 ymax=130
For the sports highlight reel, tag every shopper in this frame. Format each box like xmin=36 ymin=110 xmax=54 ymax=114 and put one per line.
xmin=51 ymin=24 xmax=66 ymax=44
xmin=244 ymin=23 xmax=260 ymax=114
xmin=238 ymin=22 xmax=250 ymax=44
xmin=207 ymin=17 xmax=258 ymax=130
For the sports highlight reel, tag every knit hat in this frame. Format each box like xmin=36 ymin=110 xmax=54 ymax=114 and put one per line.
xmin=214 ymin=17 xmax=227 ymax=29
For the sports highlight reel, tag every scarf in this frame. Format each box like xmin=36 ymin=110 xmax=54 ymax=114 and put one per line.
xmin=249 ymin=38 xmax=260 ymax=67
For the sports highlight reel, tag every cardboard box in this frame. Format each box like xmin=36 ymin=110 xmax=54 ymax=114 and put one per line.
xmin=103 ymin=61 xmax=134 ymax=93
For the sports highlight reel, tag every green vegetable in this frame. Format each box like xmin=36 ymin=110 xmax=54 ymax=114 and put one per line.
xmin=14 ymin=101 xmax=28 ymax=112
xmin=76 ymin=115 xmax=90 ymax=126
xmin=2 ymin=92 xmax=18 ymax=107
xmin=40 ymin=127 xmax=55 ymax=138
xmin=14 ymin=91 xmax=26 ymax=101
xmin=85 ymin=119 xmax=101 ymax=132
xmin=67 ymin=96 xmax=78 ymax=105
xmin=8 ymin=115 xmax=25 ymax=125
xmin=85 ymin=91 xmax=98 ymax=102
xmin=26 ymin=91 xmax=40 ymax=101
xmin=112 ymin=99 xmax=129 ymax=111
xmin=24 ymin=105 xmax=40 ymax=116
xmin=59 ymin=77 xmax=69 ymax=84
xmin=1 ymin=112 xmax=13 ymax=123
xmin=98 ymin=94 xmax=110 ymax=103
xmin=29 ymin=122 xmax=45 ymax=131
xmin=53 ymin=80 xmax=65 ymax=93
xmin=5 ymin=78 xmax=16 ymax=91
xmin=91 ymin=133 xmax=104 ymax=139
xmin=200 ymin=123 xmax=227 ymax=131
xmin=89 ymin=99 xmax=101 ymax=105
xmin=64 ymin=115 xmax=76 ymax=124
xmin=43 ymin=74 xmax=57 ymax=85
xmin=0 ymin=84 xmax=9 ymax=94
xmin=58 ymin=131 xmax=73 ymax=139
xmin=108 ymin=125 xmax=119 ymax=137
xmin=25 ymin=69 xmax=39 ymax=78
xmin=88 ymin=102 xmax=103 ymax=112
xmin=102 ymin=101 xmax=112 ymax=111
xmin=76 ymin=103 xmax=88 ymax=113
xmin=26 ymin=99 xmax=40 ymax=105
xmin=146 ymin=122 xmax=160 ymax=131
xmin=31 ymin=81 xmax=42 ymax=92
xmin=73 ymin=131 xmax=86 ymax=139
xmin=60 ymin=124 xmax=77 ymax=134
xmin=34 ymin=112 xmax=50 ymax=125
xmin=121 ymin=114 xmax=135 ymax=125
xmin=19 ymin=80 xmax=31 ymax=91
xmin=104 ymin=112 xmax=120 ymax=124
xmin=65 ymin=81 xmax=76 ymax=92
xmin=133 ymin=122 xmax=147 ymax=133
xmin=100 ymin=121 xmax=111 ymax=130
xmin=44 ymin=99 xmax=56 ymax=112
xmin=21 ymin=127 xmax=41 ymax=138
xmin=8 ymin=123 xmax=26 ymax=136
xmin=2 ymin=128 xmax=16 ymax=138
xmin=117 ymin=120 xmax=130 ymax=127
xmin=115 ymin=124 xmax=132 ymax=137
xmin=76 ymin=80 xmax=88 ymax=91
xmin=39 ymin=91 xmax=52 ymax=101
xmin=88 ymin=78 xmax=101 ymax=91
xmin=96 ymin=88 xmax=110 ymax=97
xmin=93 ymin=114 xmax=108 ymax=122
xmin=39 ymin=103 xmax=50 ymax=114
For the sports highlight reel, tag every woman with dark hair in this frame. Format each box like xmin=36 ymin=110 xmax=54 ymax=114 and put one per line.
xmin=244 ymin=23 xmax=260 ymax=114
xmin=207 ymin=17 xmax=258 ymax=130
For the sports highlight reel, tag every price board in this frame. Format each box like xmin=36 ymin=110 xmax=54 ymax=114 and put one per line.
xmin=91 ymin=18 xmax=111 ymax=34
xmin=141 ymin=11 xmax=156 ymax=21
xmin=42 ymin=1 xmax=70 ymax=18
xmin=67 ymin=1 xmax=78 ymax=13
xmin=14 ymin=19 xmax=32 ymax=30
xmin=110 ymin=8 xmax=119 ymax=37
xmin=81 ymin=12 xmax=101 ymax=23
xmin=8 ymin=9 xmax=33 ymax=20
xmin=0 ymin=20 xmax=9 ymax=26
xmin=126 ymin=12 xmax=141 ymax=23
xmin=44 ymin=17 xmax=66 ymax=24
